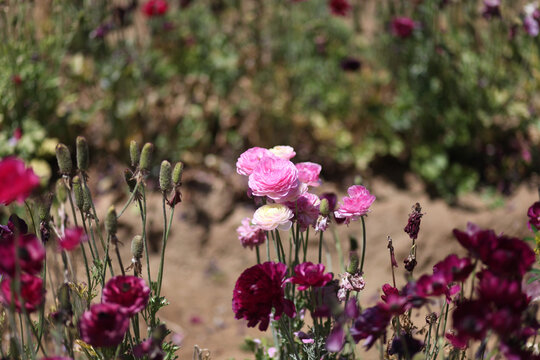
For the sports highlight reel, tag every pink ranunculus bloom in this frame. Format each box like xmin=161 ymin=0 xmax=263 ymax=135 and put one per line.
xmin=0 ymin=273 xmax=44 ymax=313
xmin=58 ymin=227 xmax=87 ymax=251
xmin=286 ymin=193 xmax=321 ymax=231
xmin=0 ymin=157 xmax=40 ymax=205
xmin=391 ymin=17 xmax=416 ymax=38
xmin=237 ymin=218 xmax=266 ymax=249
xmin=288 ymin=262 xmax=333 ymax=291
xmin=268 ymin=145 xmax=296 ymax=160
xmin=79 ymin=303 xmax=130 ymax=347
xmin=334 ymin=185 xmax=375 ymax=224
xmin=296 ymin=162 xmax=322 ymax=187
xmin=0 ymin=232 xmax=45 ymax=276
xmin=248 ymin=156 xmax=302 ymax=202
xmin=236 ymin=147 xmax=273 ymax=176
xmin=328 ymin=0 xmax=351 ymax=16
xmin=102 ymin=275 xmax=151 ymax=316
xmin=232 ymin=262 xmax=296 ymax=331
xmin=141 ymin=0 xmax=168 ymax=17
xmin=252 ymin=204 xmax=294 ymax=231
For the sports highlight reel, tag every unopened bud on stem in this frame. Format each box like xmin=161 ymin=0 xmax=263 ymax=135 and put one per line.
xmin=130 ymin=140 xmax=140 ymax=168
xmin=172 ymin=162 xmax=184 ymax=185
xmin=55 ymin=143 xmax=72 ymax=175
xmin=105 ymin=206 xmax=117 ymax=237
xmin=72 ymin=176 xmax=84 ymax=210
xmin=319 ymin=198 xmax=330 ymax=216
xmin=139 ymin=143 xmax=153 ymax=171
xmin=347 ymin=251 xmax=359 ymax=274
xmin=56 ymin=179 xmax=67 ymax=203
xmin=159 ymin=160 xmax=172 ymax=193
xmin=131 ymin=235 xmax=143 ymax=259
xmin=76 ymin=136 xmax=89 ymax=172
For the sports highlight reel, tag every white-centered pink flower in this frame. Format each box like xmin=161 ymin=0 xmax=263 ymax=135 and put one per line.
xmin=296 ymin=162 xmax=322 ymax=187
xmin=286 ymin=193 xmax=321 ymax=231
xmin=268 ymin=146 xmax=296 ymax=160
xmin=236 ymin=147 xmax=273 ymax=176
xmin=236 ymin=217 xmax=266 ymax=249
xmin=248 ymin=156 xmax=302 ymax=202
xmin=252 ymin=204 xmax=293 ymax=231
xmin=334 ymin=185 xmax=375 ymax=224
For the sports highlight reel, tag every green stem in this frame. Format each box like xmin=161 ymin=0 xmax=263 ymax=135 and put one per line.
xmin=359 ymin=216 xmax=367 ymax=274
xmin=137 ymin=189 xmax=152 ymax=285
xmin=318 ymin=231 xmax=323 ymax=264
xmin=117 ymin=182 xmax=141 ymax=218
xmin=256 ymin=246 xmax=261 ymax=264
xmin=157 ymin=196 xmax=175 ymax=297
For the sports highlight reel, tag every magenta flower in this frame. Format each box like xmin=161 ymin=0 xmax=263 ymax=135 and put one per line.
xmin=0 ymin=273 xmax=44 ymax=313
xmin=391 ymin=17 xmax=415 ymax=38
xmin=288 ymin=262 xmax=332 ymax=290
xmin=58 ymin=227 xmax=87 ymax=251
xmin=102 ymin=275 xmax=150 ymax=316
xmin=232 ymin=262 xmax=296 ymax=331
xmin=237 ymin=218 xmax=266 ymax=249
xmin=527 ymin=201 xmax=540 ymax=230
xmin=133 ymin=338 xmax=164 ymax=360
xmin=286 ymin=193 xmax=321 ymax=231
xmin=403 ymin=203 xmax=423 ymax=240
xmin=248 ymin=156 xmax=302 ymax=202
xmin=432 ymin=254 xmax=474 ymax=283
xmin=0 ymin=232 xmax=45 ymax=276
xmin=79 ymin=303 xmax=130 ymax=347
xmin=452 ymin=223 xmax=498 ymax=259
xmin=236 ymin=147 xmax=273 ymax=176
xmin=0 ymin=157 xmax=40 ymax=205
xmin=334 ymin=185 xmax=375 ymax=224
xmin=476 ymin=270 xmax=529 ymax=312
xmin=379 ymin=284 xmax=409 ymax=316
xmin=449 ymin=300 xmax=490 ymax=347
xmin=141 ymin=0 xmax=168 ymax=17
xmin=328 ymin=0 xmax=351 ymax=16
xmin=296 ymin=162 xmax=322 ymax=187
xmin=482 ymin=0 xmax=501 ymax=19
xmin=524 ymin=4 xmax=540 ymax=37
xmin=482 ymin=235 xmax=535 ymax=278
xmin=350 ymin=304 xmax=392 ymax=349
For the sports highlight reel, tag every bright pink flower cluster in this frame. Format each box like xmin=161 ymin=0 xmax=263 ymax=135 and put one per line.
xmin=0 ymin=157 xmax=40 ymax=205
xmin=334 ymin=185 xmax=375 ymax=224
xmin=248 ymin=156 xmax=302 ymax=202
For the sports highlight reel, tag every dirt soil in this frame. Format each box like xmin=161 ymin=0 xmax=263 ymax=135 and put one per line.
xmin=88 ymin=168 xmax=538 ymax=360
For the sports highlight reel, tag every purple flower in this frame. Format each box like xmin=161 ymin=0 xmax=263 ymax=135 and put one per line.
xmin=388 ymin=332 xmax=423 ymax=359
xmin=285 ymin=193 xmax=321 ymax=231
xmin=232 ymin=262 xmax=295 ymax=331
xmin=102 ymin=276 xmax=150 ymax=316
xmin=79 ymin=303 xmax=130 ymax=347
xmin=288 ymin=262 xmax=333 ymax=290
xmin=403 ymin=203 xmax=423 ymax=240
xmin=0 ymin=231 xmax=45 ymax=276
xmin=391 ymin=17 xmax=415 ymax=38
xmin=452 ymin=223 xmax=498 ymax=259
xmin=350 ymin=304 xmax=392 ymax=349
xmin=0 ymin=273 xmax=44 ymax=313
xmin=527 ymin=201 xmax=540 ymax=231
xmin=380 ymin=284 xmax=409 ymax=316
xmin=482 ymin=235 xmax=535 ymax=278
xmin=433 ymin=254 xmax=474 ymax=283
xmin=449 ymin=300 xmax=490 ymax=347
xmin=482 ymin=0 xmax=501 ymax=19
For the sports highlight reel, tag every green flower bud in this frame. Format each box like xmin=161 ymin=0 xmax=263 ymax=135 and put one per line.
xmin=172 ymin=162 xmax=184 ymax=186
xmin=139 ymin=143 xmax=153 ymax=171
xmin=82 ymin=185 xmax=92 ymax=214
xmin=131 ymin=235 xmax=143 ymax=259
xmin=319 ymin=198 xmax=330 ymax=216
xmin=57 ymin=283 xmax=72 ymax=313
xmin=76 ymin=136 xmax=89 ymax=172
xmin=159 ymin=160 xmax=172 ymax=192
xmin=105 ymin=206 xmax=117 ymax=236
xmin=130 ymin=140 xmax=140 ymax=168
xmin=56 ymin=179 xmax=67 ymax=203
xmin=72 ymin=176 xmax=84 ymax=210
xmin=55 ymin=143 xmax=72 ymax=175
xmin=38 ymin=193 xmax=53 ymax=222
xmin=347 ymin=251 xmax=359 ymax=275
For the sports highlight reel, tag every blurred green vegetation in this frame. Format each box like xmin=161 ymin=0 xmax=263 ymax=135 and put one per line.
xmin=1 ymin=0 xmax=539 ymax=201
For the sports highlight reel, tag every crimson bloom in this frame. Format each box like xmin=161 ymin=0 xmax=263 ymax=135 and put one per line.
xmin=141 ymin=0 xmax=168 ymax=17
xmin=102 ymin=275 xmax=150 ymax=316
xmin=288 ymin=262 xmax=332 ymax=290
xmin=232 ymin=262 xmax=296 ymax=331
xmin=58 ymin=227 xmax=87 ymax=251
xmin=433 ymin=254 xmax=474 ymax=283
xmin=79 ymin=303 xmax=130 ymax=347
xmin=0 ymin=232 xmax=45 ymax=276
xmin=328 ymin=0 xmax=350 ymax=16
xmin=527 ymin=201 xmax=540 ymax=231
xmin=391 ymin=17 xmax=415 ymax=38
xmin=0 ymin=157 xmax=40 ymax=205
xmin=0 ymin=273 xmax=44 ymax=313
xmin=350 ymin=304 xmax=392 ymax=349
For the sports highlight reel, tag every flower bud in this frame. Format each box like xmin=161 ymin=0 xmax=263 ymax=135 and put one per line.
xmin=38 ymin=193 xmax=53 ymax=222
xmin=131 ymin=235 xmax=143 ymax=259
xmin=76 ymin=136 xmax=89 ymax=172
xmin=172 ymin=162 xmax=184 ymax=185
xmin=105 ymin=206 xmax=117 ymax=237
xmin=319 ymin=198 xmax=330 ymax=216
xmin=347 ymin=251 xmax=359 ymax=274
xmin=57 ymin=283 xmax=72 ymax=313
xmin=139 ymin=143 xmax=153 ymax=171
xmin=159 ymin=160 xmax=172 ymax=192
xmin=72 ymin=176 xmax=84 ymax=210
xmin=55 ymin=143 xmax=72 ymax=175
xmin=56 ymin=179 xmax=67 ymax=203
xmin=130 ymin=140 xmax=140 ymax=167
xmin=124 ymin=169 xmax=137 ymax=192
xmin=82 ymin=185 xmax=92 ymax=214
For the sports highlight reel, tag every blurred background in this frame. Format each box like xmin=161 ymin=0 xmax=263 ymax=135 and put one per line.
xmin=1 ymin=0 xmax=540 ymax=358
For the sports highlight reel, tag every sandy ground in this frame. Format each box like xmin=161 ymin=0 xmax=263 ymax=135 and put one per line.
xmin=85 ymin=169 xmax=538 ymax=360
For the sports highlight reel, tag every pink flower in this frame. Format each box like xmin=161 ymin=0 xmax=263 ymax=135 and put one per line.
xmin=268 ymin=145 xmax=296 ymax=160
xmin=286 ymin=193 xmax=321 ymax=231
xmin=288 ymin=262 xmax=333 ymax=290
xmin=237 ymin=218 xmax=266 ymax=249
xmin=334 ymin=185 xmax=375 ymax=224
xmin=329 ymin=0 xmax=351 ymax=16
xmin=296 ymin=162 xmax=322 ymax=187
xmin=236 ymin=147 xmax=273 ymax=176
xmin=252 ymin=204 xmax=294 ymax=231
xmin=232 ymin=262 xmax=296 ymax=331
xmin=58 ymin=227 xmax=87 ymax=251
xmin=0 ymin=232 xmax=45 ymax=276
xmin=248 ymin=156 xmax=302 ymax=202
xmin=141 ymin=0 xmax=168 ymax=17
xmin=0 ymin=273 xmax=44 ymax=313
xmin=0 ymin=157 xmax=40 ymax=205
xmin=391 ymin=17 xmax=416 ymax=38
xmin=102 ymin=275 xmax=150 ymax=316
xmin=79 ymin=303 xmax=130 ymax=347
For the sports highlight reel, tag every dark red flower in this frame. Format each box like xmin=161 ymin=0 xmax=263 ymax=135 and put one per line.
xmin=79 ymin=303 xmax=130 ymax=347
xmin=0 ymin=157 xmax=40 ymax=205
xmin=481 ymin=235 xmax=535 ymax=278
xmin=350 ymin=304 xmax=392 ymax=349
xmin=452 ymin=223 xmax=498 ymax=259
xmin=391 ymin=17 xmax=415 ymax=38
xmin=58 ymin=227 xmax=87 ymax=251
xmin=388 ymin=332 xmax=423 ymax=359
xmin=404 ymin=203 xmax=423 ymax=240
xmin=476 ymin=270 xmax=529 ymax=311
xmin=328 ymin=0 xmax=350 ymax=16
xmin=380 ymin=284 xmax=409 ymax=316
xmin=0 ymin=273 xmax=44 ymax=313
xmin=527 ymin=201 xmax=540 ymax=231
xmin=133 ymin=338 xmax=164 ymax=360
xmin=11 ymin=75 xmax=22 ymax=85
xmin=102 ymin=275 xmax=150 ymax=316
xmin=288 ymin=262 xmax=333 ymax=290
xmin=433 ymin=254 xmax=474 ymax=283
xmin=232 ymin=262 xmax=296 ymax=331
xmin=141 ymin=0 xmax=168 ymax=17
xmin=482 ymin=0 xmax=500 ymax=19
xmin=0 ymin=232 xmax=45 ymax=276
xmin=449 ymin=300 xmax=490 ymax=346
